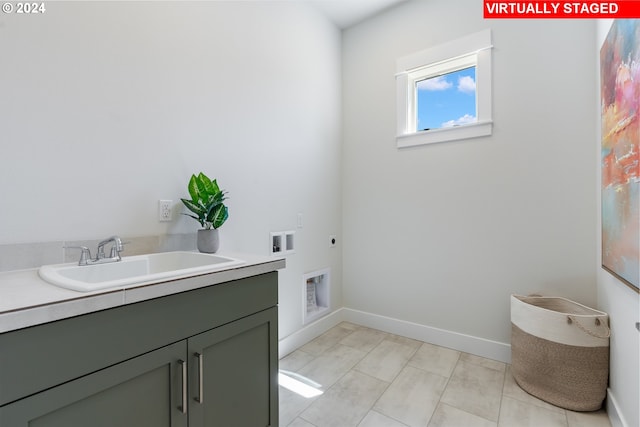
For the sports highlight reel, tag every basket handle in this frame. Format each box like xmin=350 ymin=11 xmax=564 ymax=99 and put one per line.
xmin=567 ymin=316 xmax=611 ymax=339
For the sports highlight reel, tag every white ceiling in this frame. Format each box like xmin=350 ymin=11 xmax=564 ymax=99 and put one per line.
xmin=308 ymin=0 xmax=407 ymax=29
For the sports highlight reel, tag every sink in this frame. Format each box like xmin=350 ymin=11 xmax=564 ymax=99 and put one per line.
xmin=38 ymin=251 xmax=245 ymax=292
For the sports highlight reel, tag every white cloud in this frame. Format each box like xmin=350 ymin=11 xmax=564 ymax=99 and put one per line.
xmin=417 ymin=76 xmax=452 ymax=91
xmin=457 ymin=75 xmax=476 ymax=93
xmin=441 ymin=114 xmax=477 ymax=128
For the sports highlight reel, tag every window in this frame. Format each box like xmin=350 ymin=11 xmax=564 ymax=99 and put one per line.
xmin=415 ymin=63 xmax=476 ymax=131
xmin=396 ymin=30 xmax=492 ymax=148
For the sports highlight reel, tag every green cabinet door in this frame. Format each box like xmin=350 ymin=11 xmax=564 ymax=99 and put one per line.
xmin=188 ymin=307 xmax=278 ymax=427
xmin=0 ymin=341 xmax=189 ymax=427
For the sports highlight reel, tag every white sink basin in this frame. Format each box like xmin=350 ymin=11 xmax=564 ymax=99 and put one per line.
xmin=38 ymin=251 xmax=245 ymax=292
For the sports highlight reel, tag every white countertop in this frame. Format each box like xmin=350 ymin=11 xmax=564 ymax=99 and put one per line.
xmin=0 ymin=252 xmax=285 ymax=334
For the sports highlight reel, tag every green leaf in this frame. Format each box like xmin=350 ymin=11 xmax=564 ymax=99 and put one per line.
xmin=195 ymin=173 xmax=210 ymax=201
xmin=208 ymin=190 xmax=227 ymax=206
xmin=196 ymin=173 xmax=215 ymax=196
xmin=187 ymin=175 xmax=200 ymax=202
xmin=205 ymin=200 xmax=222 ymax=222
xmin=209 ymin=178 xmax=220 ymax=195
xmin=181 ymin=198 xmax=203 ymax=214
xmin=210 ymin=205 xmax=229 ymax=229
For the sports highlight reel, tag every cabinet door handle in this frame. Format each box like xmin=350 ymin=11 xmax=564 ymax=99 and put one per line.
xmin=195 ymin=352 xmax=204 ymax=403
xmin=179 ymin=359 xmax=187 ymax=414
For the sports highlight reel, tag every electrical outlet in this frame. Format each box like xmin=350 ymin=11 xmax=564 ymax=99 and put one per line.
xmin=158 ymin=200 xmax=172 ymax=222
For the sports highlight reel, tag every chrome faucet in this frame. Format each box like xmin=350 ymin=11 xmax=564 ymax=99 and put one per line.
xmin=65 ymin=236 xmax=124 ymax=266
xmin=96 ymin=235 xmax=124 ymax=261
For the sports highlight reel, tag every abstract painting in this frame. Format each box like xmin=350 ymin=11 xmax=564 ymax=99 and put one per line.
xmin=600 ymin=19 xmax=639 ymax=291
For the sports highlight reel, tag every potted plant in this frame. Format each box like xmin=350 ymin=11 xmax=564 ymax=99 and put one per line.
xmin=181 ymin=172 xmax=229 ymax=253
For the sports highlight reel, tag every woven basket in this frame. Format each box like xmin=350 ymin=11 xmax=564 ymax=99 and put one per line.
xmin=510 ymin=295 xmax=610 ymax=411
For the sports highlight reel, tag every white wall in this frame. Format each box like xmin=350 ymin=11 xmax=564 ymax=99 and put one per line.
xmin=0 ymin=1 xmax=343 ymax=340
xmin=596 ymin=19 xmax=640 ymax=427
xmin=342 ymin=0 xmax=597 ymax=347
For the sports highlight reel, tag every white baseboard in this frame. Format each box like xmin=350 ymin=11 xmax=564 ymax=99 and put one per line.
xmin=279 ymin=307 xmax=511 ymax=363
xmin=278 ymin=308 xmax=346 ymax=359
xmin=342 ymin=308 xmax=511 ymax=363
xmin=606 ymin=389 xmax=628 ymax=427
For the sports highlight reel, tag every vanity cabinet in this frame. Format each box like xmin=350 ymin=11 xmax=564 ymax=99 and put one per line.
xmin=188 ymin=308 xmax=276 ymax=426
xmin=0 ymin=340 xmax=188 ymax=427
xmin=0 ymin=272 xmax=279 ymax=427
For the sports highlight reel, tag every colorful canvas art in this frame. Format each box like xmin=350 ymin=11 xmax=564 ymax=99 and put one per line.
xmin=600 ymin=19 xmax=640 ymax=291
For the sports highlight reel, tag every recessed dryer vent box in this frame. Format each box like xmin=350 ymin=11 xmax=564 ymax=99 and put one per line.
xmin=303 ymin=268 xmax=330 ymax=325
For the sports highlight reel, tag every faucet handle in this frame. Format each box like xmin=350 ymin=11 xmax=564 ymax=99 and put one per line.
xmin=109 ymin=240 xmax=127 ymax=259
xmin=64 ymin=246 xmax=91 ymax=266
xmin=96 ymin=235 xmax=124 ymax=260
xmin=112 ymin=236 xmax=124 ymax=252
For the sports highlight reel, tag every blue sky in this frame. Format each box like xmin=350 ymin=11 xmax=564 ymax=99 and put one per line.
xmin=416 ymin=66 xmax=477 ymax=130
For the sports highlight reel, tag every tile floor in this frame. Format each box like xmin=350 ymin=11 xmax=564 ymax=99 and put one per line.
xmin=279 ymin=322 xmax=612 ymax=427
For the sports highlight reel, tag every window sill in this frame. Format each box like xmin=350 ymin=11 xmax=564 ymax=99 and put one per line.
xmin=396 ymin=120 xmax=492 ymax=148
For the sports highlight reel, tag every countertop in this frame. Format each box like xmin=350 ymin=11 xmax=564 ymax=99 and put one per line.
xmin=0 ymin=251 xmax=285 ymax=334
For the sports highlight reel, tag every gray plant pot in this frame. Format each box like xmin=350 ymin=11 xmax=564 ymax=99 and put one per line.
xmin=197 ymin=229 xmax=220 ymax=253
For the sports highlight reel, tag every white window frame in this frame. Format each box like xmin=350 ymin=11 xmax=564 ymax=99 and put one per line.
xmin=396 ymin=29 xmax=493 ymax=148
